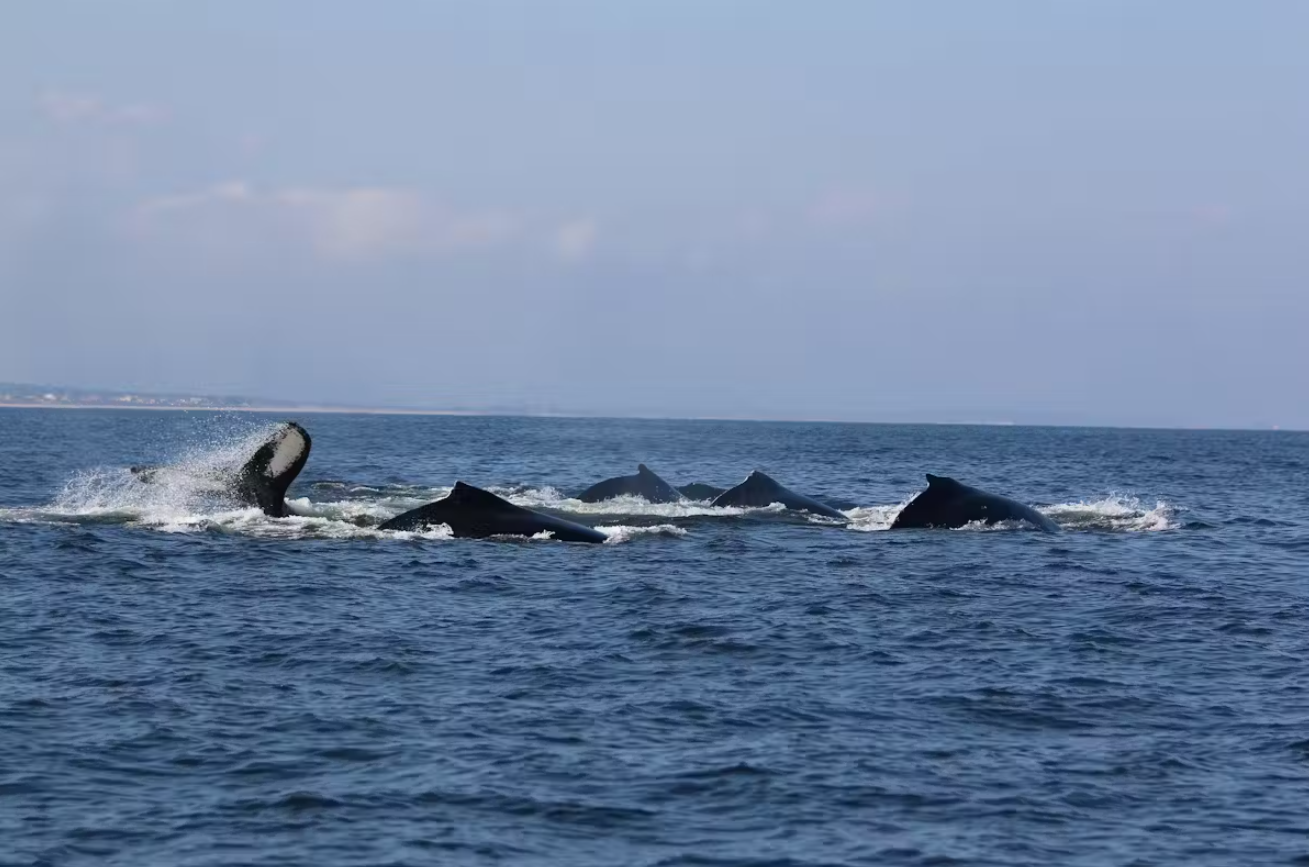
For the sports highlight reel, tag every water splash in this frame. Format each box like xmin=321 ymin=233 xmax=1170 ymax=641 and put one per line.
xmin=1041 ymin=495 xmax=1178 ymax=532
xmin=597 ymin=524 xmax=688 ymax=544
xmin=843 ymin=503 xmax=911 ymax=532
xmin=501 ymin=487 xmax=754 ymax=519
xmin=23 ymin=422 xmax=288 ymax=527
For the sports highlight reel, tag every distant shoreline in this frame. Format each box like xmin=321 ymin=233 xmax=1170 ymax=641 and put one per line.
xmin=0 ymin=401 xmax=1298 ymax=432
xmin=0 ymin=401 xmax=481 ymax=417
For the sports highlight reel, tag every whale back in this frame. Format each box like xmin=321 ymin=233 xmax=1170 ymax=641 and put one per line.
xmin=889 ymin=474 xmax=963 ymax=528
xmin=712 ymin=471 xmax=848 ymax=521
xmin=677 ymin=482 xmax=726 ymax=501
xmin=575 ymin=464 xmax=684 ymax=504
xmin=634 ymin=464 xmax=685 ymax=503
xmin=380 ymin=481 xmax=607 ymax=543
xmin=891 ymin=474 xmax=1057 ymax=531
xmin=711 ymin=470 xmax=782 ymax=508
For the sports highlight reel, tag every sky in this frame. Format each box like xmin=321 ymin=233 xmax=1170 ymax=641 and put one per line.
xmin=0 ymin=1 xmax=1305 ymax=429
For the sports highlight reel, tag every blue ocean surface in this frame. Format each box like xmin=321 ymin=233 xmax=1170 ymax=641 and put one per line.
xmin=2 ymin=408 xmax=1307 ymax=866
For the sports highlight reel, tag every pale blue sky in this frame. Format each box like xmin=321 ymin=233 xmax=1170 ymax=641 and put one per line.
xmin=1 ymin=2 xmax=1305 ymax=427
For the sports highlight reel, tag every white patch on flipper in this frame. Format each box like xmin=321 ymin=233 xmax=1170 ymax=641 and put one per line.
xmin=265 ymin=427 xmax=307 ymax=478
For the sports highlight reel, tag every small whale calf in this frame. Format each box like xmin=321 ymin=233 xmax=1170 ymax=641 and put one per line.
xmin=891 ymin=474 xmax=1058 ymax=532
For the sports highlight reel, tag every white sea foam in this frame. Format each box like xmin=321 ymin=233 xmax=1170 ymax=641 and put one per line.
xmin=1041 ymin=495 xmax=1178 ymax=532
xmin=284 ymin=495 xmax=428 ymax=524
xmin=597 ymin=524 xmax=688 ymax=544
xmin=842 ymin=503 xmax=911 ymax=532
xmin=37 ymin=422 xmax=289 ymax=523
xmin=497 ymin=487 xmax=756 ymax=518
xmin=144 ymin=508 xmax=459 ymax=541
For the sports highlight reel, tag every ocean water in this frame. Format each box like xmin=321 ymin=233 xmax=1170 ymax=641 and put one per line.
xmin=2 ymin=408 xmax=1307 ymax=867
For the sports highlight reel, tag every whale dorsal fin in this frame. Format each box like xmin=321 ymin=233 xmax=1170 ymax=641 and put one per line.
xmin=637 ymin=463 xmax=652 ymax=475
xmin=449 ymin=481 xmax=512 ymax=509
xmin=925 ymin=474 xmax=968 ymax=494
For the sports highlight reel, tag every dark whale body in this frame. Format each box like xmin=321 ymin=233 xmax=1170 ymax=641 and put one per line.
xmin=677 ymin=483 xmax=727 ymax=501
xmin=678 ymin=481 xmax=854 ymax=510
xmin=380 ymin=481 xmax=608 ymax=543
xmin=232 ymin=422 xmax=312 ymax=517
xmin=711 ymin=470 xmax=848 ymax=521
xmin=131 ymin=421 xmax=311 ymax=518
xmin=891 ymin=474 xmax=1058 ymax=531
xmin=576 ymin=464 xmax=685 ymax=504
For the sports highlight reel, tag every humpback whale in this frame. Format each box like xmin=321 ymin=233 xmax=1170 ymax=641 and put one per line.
xmin=677 ymin=483 xmax=727 ymax=501
xmin=890 ymin=474 xmax=1059 ymax=531
xmin=131 ymin=421 xmax=310 ymax=518
xmin=232 ymin=422 xmax=312 ymax=518
xmin=711 ymin=470 xmax=849 ymax=521
xmin=379 ymin=481 xmax=608 ymax=543
xmin=576 ymin=464 xmax=686 ymax=504
xmin=677 ymin=481 xmax=855 ymax=510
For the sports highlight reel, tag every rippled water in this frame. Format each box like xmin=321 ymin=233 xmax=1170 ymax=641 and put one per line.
xmin=2 ymin=408 xmax=1307 ymax=866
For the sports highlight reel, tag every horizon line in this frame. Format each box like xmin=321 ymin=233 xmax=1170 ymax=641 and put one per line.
xmin=0 ymin=401 xmax=1300 ymax=435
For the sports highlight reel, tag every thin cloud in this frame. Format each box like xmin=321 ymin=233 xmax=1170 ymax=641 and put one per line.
xmin=37 ymin=90 xmax=165 ymax=127
xmin=552 ymin=218 xmax=599 ymax=262
xmin=131 ymin=182 xmax=520 ymax=262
